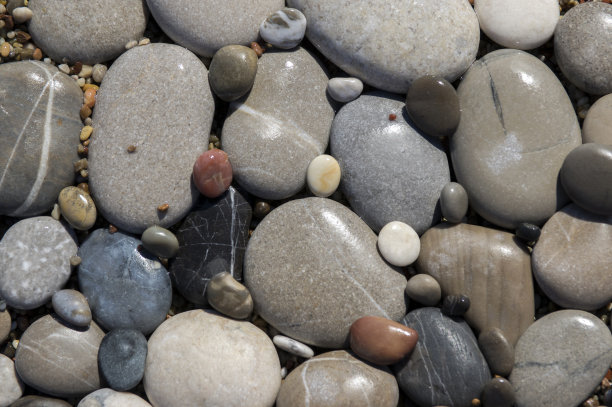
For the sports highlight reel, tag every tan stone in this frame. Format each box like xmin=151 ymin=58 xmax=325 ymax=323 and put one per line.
xmin=206 ymin=272 xmax=253 ymax=319
xmin=583 ymin=94 xmax=612 ymax=145
xmin=58 ymin=186 xmax=97 ymax=231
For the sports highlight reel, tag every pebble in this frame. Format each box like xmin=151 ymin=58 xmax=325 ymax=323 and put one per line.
xmin=306 ymin=154 xmax=341 ymax=198
xmin=15 ymin=315 xmax=104 ymax=397
xmin=0 ymin=310 xmax=10 ymax=344
xmin=451 ymin=49 xmax=581 ymax=229
xmin=510 ymin=310 xmax=612 ymax=407
xmin=206 ymin=271 xmax=254 ymax=319
xmin=11 ymin=6 xmax=32 ymax=24
xmin=480 ymin=377 xmax=516 ymax=407
xmin=260 ymin=8 xmax=307 ymax=49
xmin=78 ymin=389 xmax=151 ymax=407
xmin=326 ymin=77 xmax=363 ymax=103
xmin=0 ymin=217 xmax=77 ymax=310
xmin=144 ymin=310 xmax=281 ymax=407
xmin=208 ymin=45 xmax=258 ymax=102
xmin=554 ymin=2 xmax=612 ymax=95
xmin=78 ymin=229 xmax=172 ymax=335
xmin=10 ymin=396 xmax=72 ymax=407
xmin=141 ymin=225 xmax=179 ymax=259
xmin=560 ymin=143 xmax=612 ymax=216
xmin=52 ymin=289 xmax=92 ymax=327
xmin=349 ymin=316 xmax=418 ymax=365
xmin=245 ymin=198 xmax=407 ymax=348
xmin=98 ymin=329 xmax=147 ymax=391
xmin=0 ymin=354 xmax=23 ymax=407
xmin=192 ymin=148 xmax=233 ymax=198
xmin=58 ymin=186 xmax=97 ymax=230
xmin=583 ymin=93 xmax=612 ymax=144
xmin=272 ymin=335 xmax=314 ymax=359
xmin=404 ymin=274 xmax=442 ymax=306
xmin=276 ymin=350 xmax=399 ymax=407
xmin=440 ymin=182 xmax=469 ymax=223
xmin=441 ymin=294 xmax=471 ymax=317
xmin=89 ymin=43 xmax=214 ymax=233
xmin=515 ymin=222 xmax=541 ymax=243
xmin=377 ymin=221 xmax=420 ymax=267
xmin=92 ymin=64 xmax=107 ymax=83
xmin=253 ymin=201 xmax=271 ymax=219
xmin=478 ymin=327 xmax=515 ymax=377
xmin=330 ymin=92 xmax=450 ymax=234
xmin=0 ymin=62 xmax=82 ymax=217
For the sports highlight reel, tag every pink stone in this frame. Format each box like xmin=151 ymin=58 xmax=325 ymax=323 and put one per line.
xmin=193 ymin=149 xmax=232 ymax=198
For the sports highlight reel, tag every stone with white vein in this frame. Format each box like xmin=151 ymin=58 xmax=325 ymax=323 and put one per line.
xmin=272 ymin=335 xmax=314 ymax=358
xmin=260 ymin=8 xmax=307 ymax=49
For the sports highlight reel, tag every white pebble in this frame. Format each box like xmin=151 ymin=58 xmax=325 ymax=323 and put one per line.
xmin=58 ymin=64 xmax=70 ymax=74
xmin=260 ymin=7 xmax=307 ymax=49
xmin=280 ymin=367 xmax=288 ymax=379
xmin=377 ymin=221 xmax=420 ymax=267
xmin=273 ymin=335 xmax=314 ymax=359
xmin=327 ymin=77 xmax=364 ymax=103
xmin=306 ymin=154 xmax=341 ymax=198
xmin=76 ymin=77 xmax=86 ymax=87
xmin=0 ymin=4 xmax=6 ymax=14
xmin=92 ymin=64 xmax=107 ymax=83
xmin=6 ymin=31 xmax=15 ymax=40
xmin=138 ymin=37 xmax=151 ymax=46
xmin=43 ymin=57 xmax=53 ymax=65
xmin=12 ymin=7 xmax=33 ymax=24
xmin=78 ymin=64 xmax=93 ymax=78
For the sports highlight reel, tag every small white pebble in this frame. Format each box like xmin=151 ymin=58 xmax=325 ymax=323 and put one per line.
xmin=0 ymin=4 xmax=6 ymax=14
xmin=11 ymin=339 xmax=19 ymax=349
xmin=138 ymin=37 xmax=150 ymax=46
xmin=58 ymin=64 xmax=70 ymax=74
xmin=6 ymin=31 xmax=16 ymax=40
xmin=51 ymin=203 xmax=61 ymax=220
xmin=327 ymin=77 xmax=364 ymax=103
xmin=280 ymin=367 xmax=288 ymax=379
xmin=92 ymin=64 xmax=107 ymax=83
xmin=377 ymin=221 xmax=420 ymax=267
xmin=79 ymin=64 xmax=93 ymax=78
xmin=125 ymin=40 xmax=138 ymax=50
xmin=24 ymin=42 xmax=35 ymax=50
xmin=43 ymin=57 xmax=53 ymax=65
xmin=12 ymin=6 xmax=33 ymax=24
xmin=76 ymin=77 xmax=86 ymax=87
xmin=306 ymin=154 xmax=341 ymax=198
xmin=273 ymin=335 xmax=314 ymax=358
xmin=260 ymin=7 xmax=307 ymax=49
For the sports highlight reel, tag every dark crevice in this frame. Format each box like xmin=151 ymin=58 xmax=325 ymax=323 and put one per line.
xmin=483 ymin=60 xmax=508 ymax=137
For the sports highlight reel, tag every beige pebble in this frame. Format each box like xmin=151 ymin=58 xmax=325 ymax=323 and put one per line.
xmin=51 ymin=203 xmax=61 ymax=220
xmin=138 ymin=37 xmax=151 ymax=46
xmin=78 ymin=64 xmax=93 ymax=78
xmin=58 ymin=186 xmax=97 ymax=230
xmin=80 ymin=125 xmax=93 ymax=141
xmin=1 ymin=42 xmax=11 ymax=58
xmin=125 ymin=40 xmax=138 ymax=50
xmin=206 ymin=272 xmax=253 ymax=319
xmin=0 ymin=4 xmax=6 ymax=14
xmin=92 ymin=64 xmax=107 ymax=83
xmin=58 ymin=63 xmax=70 ymax=74
xmin=306 ymin=154 xmax=341 ymax=198
xmin=12 ymin=7 xmax=33 ymax=24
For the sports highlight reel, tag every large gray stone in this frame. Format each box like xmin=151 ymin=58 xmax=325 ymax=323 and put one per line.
xmin=0 ymin=354 xmax=23 ymax=407
xmin=0 ymin=61 xmax=81 ymax=217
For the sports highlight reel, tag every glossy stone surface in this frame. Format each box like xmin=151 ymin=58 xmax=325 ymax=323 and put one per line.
xmin=330 ymin=92 xmax=450 ymax=234
xmin=306 ymin=154 xmax=341 ymax=198
xmin=171 ymin=187 xmax=251 ymax=305
xmin=478 ymin=327 xmax=515 ymax=377
xmin=451 ymin=49 xmax=581 ymax=229
xmin=0 ymin=354 xmax=23 ymax=407
xmin=208 ymin=45 xmax=258 ymax=102
xmin=440 ymin=182 xmax=469 ymax=223
xmin=276 ymin=350 xmax=399 ymax=407
xmin=192 ymin=149 xmax=233 ymax=198
xmin=52 ymin=289 xmax=92 ymax=327
xmin=583 ymin=93 xmax=612 ymax=144
xmin=327 ymin=77 xmax=363 ymax=103
xmin=377 ymin=221 xmax=420 ymax=267
xmin=272 ymin=335 xmax=314 ymax=359
xmin=98 ymin=329 xmax=147 ymax=391
xmin=404 ymin=274 xmax=441 ymax=306
xmin=206 ymin=271 xmax=254 ymax=319
xmin=260 ymin=8 xmax=307 ymax=49
xmin=77 ymin=389 xmax=151 ymax=407
xmin=141 ymin=225 xmax=180 ymax=259
xmin=350 ymin=316 xmax=418 ymax=365
xmin=10 ymin=396 xmax=72 ymax=407
xmin=0 ymin=61 xmax=81 ymax=217
xmin=58 ymin=187 xmax=97 ymax=231
xmin=405 ymin=76 xmax=461 ymax=137
xmin=245 ymin=198 xmax=407 ymax=348
xmin=515 ymin=222 xmax=541 ymax=243
xmin=441 ymin=294 xmax=470 ymax=317
xmin=481 ymin=377 xmax=516 ymax=407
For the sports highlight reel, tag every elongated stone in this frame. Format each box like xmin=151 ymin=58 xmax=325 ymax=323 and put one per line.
xmin=479 ymin=327 xmax=514 ymax=377
xmin=206 ymin=271 xmax=253 ymax=319
xmin=350 ymin=316 xmax=418 ymax=365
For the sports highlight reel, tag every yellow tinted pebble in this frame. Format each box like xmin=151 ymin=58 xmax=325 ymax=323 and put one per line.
xmin=306 ymin=154 xmax=341 ymax=197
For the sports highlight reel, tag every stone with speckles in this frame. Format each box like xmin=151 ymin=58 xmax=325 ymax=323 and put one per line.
xmin=10 ymin=396 xmax=72 ymax=407
xmin=77 ymin=388 xmax=151 ymax=407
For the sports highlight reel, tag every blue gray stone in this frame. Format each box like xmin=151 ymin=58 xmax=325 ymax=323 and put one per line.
xmin=98 ymin=329 xmax=147 ymax=391
xmin=52 ymin=289 xmax=92 ymax=327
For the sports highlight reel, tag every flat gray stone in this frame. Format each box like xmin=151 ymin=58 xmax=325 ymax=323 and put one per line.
xmin=0 ymin=61 xmax=81 ymax=217
xmin=52 ymin=289 xmax=92 ymax=327
xmin=78 ymin=389 xmax=151 ymax=407
xmin=89 ymin=43 xmax=214 ymax=233
xmin=583 ymin=93 xmax=612 ymax=144
xmin=0 ymin=354 xmax=23 ymax=407
xmin=244 ymin=197 xmax=407 ymax=348
xmin=330 ymin=92 xmax=450 ymax=234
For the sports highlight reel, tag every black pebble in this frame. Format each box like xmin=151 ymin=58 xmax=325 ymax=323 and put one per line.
xmin=98 ymin=329 xmax=148 ymax=391
xmin=481 ymin=377 xmax=516 ymax=407
xmin=441 ymin=294 xmax=470 ymax=317
xmin=515 ymin=222 xmax=541 ymax=243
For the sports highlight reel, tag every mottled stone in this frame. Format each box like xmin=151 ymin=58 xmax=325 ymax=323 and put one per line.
xmin=405 ymin=76 xmax=461 ymax=137
xmin=350 ymin=316 xmax=418 ymax=365
xmin=89 ymin=43 xmax=214 ymax=233
xmin=481 ymin=377 xmax=515 ymax=407
xmin=10 ymin=396 xmax=72 ymax=407
xmin=327 ymin=77 xmax=363 ymax=103
xmin=0 ymin=217 xmax=77 ymax=310
xmin=583 ymin=94 xmax=612 ymax=145
xmin=208 ymin=45 xmax=258 ymax=102
xmin=416 ymin=223 xmax=534 ymax=345
xmin=441 ymin=294 xmax=471 ymax=317
xmin=141 ymin=225 xmax=179 ymax=259
xmin=0 ymin=61 xmax=82 ymax=217
xmin=245 ymin=198 xmax=407 ymax=348
xmin=98 ymin=329 xmax=147 ymax=391
xmin=78 ymin=229 xmax=172 ymax=335
xmin=306 ymin=154 xmax=341 ymax=198
xmin=510 ymin=310 xmax=612 ymax=407
xmin=440 ymin=182 xmax=469 ymax=223
xmin=478 ymin=328 xmax=515 ymax=377
xmin=330 ymin=92 xmax=450 ymax=234
xmin=78 ymin=389 xmax=151 ymax=407
xmin=222 ymin=47 xmax=333 ymax=200
xmin=0 ymin=354 xmax=23 ymax=407
xmin=52 ymin=289 xmax=92 ymax=327
xmin=260 ymin=8 xmax=307 ymax=49
xmin=532 ymin=204 xmax=612 ymax=310
xmin=58 ymin=186 xmax=97 ymax=231
xmin=206 ymin=271 xmax=253 ymax=319
xmin=0 ymin=310 xmax=10 ymax=344
xmin=276 ymin=350 xmax=399 ymax=407
xmin=171 ymin=187 xmax=251 ymax=305
xmin=192 ymin=148 xmax=233 ymax=198
xmin=272 ymin=335 xmax=314 ymax=359
xmin=451 ymin=49 xmax=581 ymax=229
xmin=377 ymin=221 xmax=420 ymax=267
xmin=404 ymin=274 xmax=441 ymax=306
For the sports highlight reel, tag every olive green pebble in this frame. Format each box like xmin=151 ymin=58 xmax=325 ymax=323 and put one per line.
xmin=141 ymin=225 xmax=179 ymax=258
xmin=58 ymin=186 xmax=97 ymax=230
xmin=440 ymin=182 xmax=469 ymax=223
xmin=208 ymin=45 xmax=258 ymax=102
xmin=206 ymin=271 xmax=254 ymax=319
xmin=253 ymin=201 xmax=271 ymax=219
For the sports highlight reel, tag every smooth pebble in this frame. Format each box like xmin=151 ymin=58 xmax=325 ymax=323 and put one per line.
xmin=11 ymin=6 xmax=32 ymax=23
xmin=272 ymin=335 xmax=314 ymax=359
xmin=515 ymin=222 xmax=541 ymax=243
xmin=377 ymin=221 xmax=420 ymax=267
xmin=208 ymin=45 xmax=258 ymax=102
xmin=327 ymin=77 xmax=363 ymax=103
xmin=441 ymin=294 xmax=471 ymax=317
xmin=306 ymin=154 xmax=341 ymax=198
xmin=58 ymin=187 xmax=97 ymax=231
xmin=0 ymin=354 xmax=23 ymax=407
xmin=260 ymin=8 xmax=307 ymax=49
xmin=98 ymin=329 xmax=147 ymax=392
xmin=478 ymin=327 xmax=515 ymax=377
xmin=141 ymin=225 xmax=180 ymax=259
xmin=78 ymin=389 xmax=151 ymax=407
xmin=583 ymin=93 xmax=612 ymax=145
xmin=10 ymin=396 xmax=72 ymax=407
xmin=349 ymin=316 xmax=418 ymax=365
xmin=440 ymin=182 xmax=468 ymax=223
xmin=404 ymin=274 xmax=442 ymax=306
xmin=206 ymin=272 xmax=254 ymax=320
xmin=481 ymin=377 xmax=516 ymax=407
xmin=0 ymin=310 xmax=10 ymax=344
xmin=52 ymin=289 xmax=92 ymax=327
xmin=192 ymin=148 xmax=233 ymax=199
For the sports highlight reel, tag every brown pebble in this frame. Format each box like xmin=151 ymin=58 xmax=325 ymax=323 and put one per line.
xmin=253 ymin=201 xmax=271 ymax=219
xmin=389 ymin=113 xmax=397 ymax=120
xmin=108 ymin=224 xmax=118 ymax=234
xmin=33 ymin=48 xmax=42 ymax=60
xmin=582 ymin=398 xmax=598 ymax=407
xmin=83 ymin=87 xmax=96 ymax=108
xmin=83 ymin=139 xmax=90 ymax=147
xmin=69 ymin=255 xmax=82 ymax=267
xmin=70 ymin=61 xmax=83 ymax=75
xmin=0 ymin=42 xmax=10 ymax=58
xmin=157 ymin=203 xmax=169 ymax=212
xmin=80 ymin=104 xmax=92 ymax=120
xmin=472 ymin=399 xmax=481 ymax=407
xmin=127 ymin=145 xmax=137 ymax=153
xmin=15 ymin=30 xmax=30 ymax=43
xmin=77 ymin=144 xmax=88 ymax=156
xmin=0 ymin=14 xmax=14 ymax=30
xmin=250 ymin=41 xmax=265 ymax=57
xmin=77 ymin=183 xmax=89 ymax=194
xmin=74 ymin=158 xmax=88 ymax=172
xmin=349 ymin=315 xmax=418 ymax=365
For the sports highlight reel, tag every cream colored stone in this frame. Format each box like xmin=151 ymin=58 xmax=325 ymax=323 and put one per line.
xmin=377 ymin=221 xmax=420 ymax=267
xmin=206 ymin=272 xmax=253 ymax=319
xmin=306 ymin=154 xmax=341 ymax=198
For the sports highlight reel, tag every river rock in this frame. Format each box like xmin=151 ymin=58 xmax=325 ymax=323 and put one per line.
xmin=222 ymin=47 xmax=334 ymax=200
xmin=440 ymin=182 xmax=469 ymax=223
xmin=276 ymin=350 xmax=399 ymax=407
xmin=78 ymin=229 xmax=172 ymax=335
xmin=0 ymin=354 xmax=23 ymax=407
xmin=78 ymin=389 xmax=152 ymax=407
xmin=416 ymin=223 xmax=533 ymax=345
xmin=0 ymin=61 xmax=82 ymax=217
xmin=10 ymin=396 xmax=72 ymax=407
xmin=206 ymin=271 xmax=253 ymax=319
xmin=192 ymin=148 xmax=233 ymax=198
xmin=583 ymin=93 xmax=612 ymax=145
xmin=171 ymin=187 xmax=251 ymax=305
xmin=89 ymin=43 xmax=214 ymax=233
xmin=144 ymin=310 xmax=280 ymax=407
xmin=272 ymin=335 xmax=314 ymax=359
xmin=208 ymin=45 xmax=258 ymax=102
xmin=330 ymin=92 xmax=450 ymax=234
xmin=451 ymin=49 xmax=581 ymax=229
xmin=404 ymin=274 xmax=441 ymax=306
xmin=481 ymin=377 xmax=516 ymax=407
xmin=350 ymin=316 xmax=418 ymax=365
xmin=306 ymin=154 xmax=341 ymax=198
xmin=532 ymin=204 xmax=612 ymax=310
xmin=478 ymin=328 xmax=515 ymax=377
xmin=98 ymin=329 xmax=147 ymax=391
xmin=510 ymin=310 xmax=612 ymax=407
xmin=245 ymin=197 xmax=407 ymax=348
xmin=58 ymin=186 xmax=97 ymax=231
xmin=0 ymin=310 xmax=10 ymax=344
xmin=377 ymin=221 xmax=420 ymax=267
xmin=327 ymin=77 xmax=363 ymax=103
xmin=52 ymin=289 xmax=92 ymax=327
xmin=15 ymin=315 xmax=103 ymax=397
xmin=140 ymin=225 xmax=179 ymax=259
xmin=260 ymin=8 xmax=307 ymax=49
xmin=0 ymin=217 xmax=77 ymax=310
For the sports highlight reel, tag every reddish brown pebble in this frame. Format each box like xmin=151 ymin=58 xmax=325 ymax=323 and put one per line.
xmin=84 ymin=87 xmax=96 ymax=108
xmin=71 ymin=61 xmax=83 ymax=75
xmin=108 ymin=224 xmax=118 ymax=234
xmin=349 ymin=315 xmax=418 ymax=365
xmin=15 ymin=31 xmax=31 ymax=43
xmin=127 ymin=145 xmax=136 ymax=153
xmin=77 ymin=183 xmax=89 ymax=194
xmin=389 ymin=113 xmax=397 ymax=120
xmin=157 ymin=203 xmax=169 ymax=212
xmin=250 ymin=41 xmax=265 ymax=57
xmin=33 ymin=48 xmax=42 ymax=60
xmin=0 ymin=15 xmax=14 ymax=30
xmin=193 ymin=148 xmax=233 ymax=198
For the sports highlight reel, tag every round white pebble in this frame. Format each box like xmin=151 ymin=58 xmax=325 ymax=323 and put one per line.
xmin=306 ymin=154 xmax=341 ymax=198
xmin=273 ymin=335 xmax=314 ymax=359
xmin=327 ymin=77 xmax=364 ymax=103
xmin=377 ymin=221 xmax=420 ymax=267
xmin=12 ymin=7 xmax=33 ymax=24
xmin=260 ymin=8 xmax=307 ymax=50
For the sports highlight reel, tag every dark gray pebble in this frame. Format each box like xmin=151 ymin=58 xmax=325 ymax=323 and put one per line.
xmin=478 ymin=327 xmax=515 ymax=377
xmin=441 ymin=294 xmax=471 ymax=317
xmin=98 ymin=329 xmax=147 ymax=391
xmin=515 ymin=222 xmax=541 ymax=243
xmin=481 ymin=377 xmax=516 ymax=407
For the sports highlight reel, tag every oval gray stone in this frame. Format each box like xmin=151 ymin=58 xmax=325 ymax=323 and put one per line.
xmin=77 ymin=388 xmax=152 ymax=407
xmin=208 ymin=45 xmax=258 ymax=102
xmin=141 ymin=225 xmax=179 ymax=259
xmin=330 ymin=92 xmax=450 ymax=234
xmin=451 ymin=49 xmax=581 ymax=229
xmin=0 ymin=354 xmax=23 ymax=407
xmin=52 ymin=289 xmax=92 ymax=327
xmin=89 ymin=43 xmax=214 ymax=233
xmin=244 ymin=197 xmax=407 ymax=348
xmin=206 ymin=271 xmax=253 ymax=320
xmin=478 ymin=327 xmax=515 ymax=377
xmin=222 ymin=47 xmax=334 ymax=200
xmin=0 ymin=61 xmax=82 ymax=217
xmin=440 ymin=182 xmax=469 ymax=223
xmin=404 ymin=274 xmax=442 ymax=306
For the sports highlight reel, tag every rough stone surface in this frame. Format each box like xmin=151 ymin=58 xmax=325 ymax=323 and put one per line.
xmin=89 ymin=43 xmax=214 ymax=233
xmin=0 ymin=61 xmax=82 ymax=217
xmin=583 ymin=93 xmax=612 ymax=144
xmin=52 ymin=289 xmax=92 ymax=327
xmin=440 ymin=182 xmax=469 ymax=223
xmin=245 ymin=198 xmax=407 ymax=348
xmin=206 ymin=272 xmax=253 ymax=319
xmin=10 ymin=396 xmax=72 ymax=407
xmin=405 ymin=76 xmax=461 ymax=137
xmin=0 ymin=310 xmax=10 ymax=344
xmin=77 ymin=389 xmax=151 ymax=407
xmin=208 ymin=45 xmax=258 ymax=102
xmin=260 ymin=8 xmax=307 ymax=49
xmin=350 ymin=316 xmax=418 ymax=365
xmin=478 ymin=327 xmax=515 ymax=377
xmin=404 ymin=274 xmax=441 ymax=306
xmin=141 ymin=225 xmax=179 ymax=259
xmin=98 ymin=329 xmax=147 ymax=392
xmin=0 ymin=354 xmax=23 ymax=407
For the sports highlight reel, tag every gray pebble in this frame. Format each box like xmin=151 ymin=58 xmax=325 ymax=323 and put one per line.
xmin=272 ymin=335 xmax=314 ymax=358
xmin=206 ymin=271 xmax=254 ymax=319
xmin=208 ymin=45 xmax=258 ymax=102
xmin=440 ymin=182 xmax=468 ymax=223
xmin=0 ymin=354 xmax=23 ymax=407
xmin=98 ymin=329 xmax=148 ymax=391
xmin=10 ymin=396 xmax=72 ymax=407
xmin=0 ymin=310 xmax=10 ymax=344
xmin=441 ymin=294 xmax=470 ymax=317
xmin=478 ymin=327 xmax=514 ymax=377
xmin=141 ymin=225 xmax=179 ymax=259
xmin=52 ymin=289 xmax=92 ymax=327
xmin=404 ymin=274 xmax=441 ymax=306
xmin=327 ymin=77 xmax=363 ymax=103
xmin=481 ymin=377 xmax=516 ymax=407
xmin=260 ymin=8 xmax=307 ymax=49
xmin=92 ymin=64 xmax=107 ymax=83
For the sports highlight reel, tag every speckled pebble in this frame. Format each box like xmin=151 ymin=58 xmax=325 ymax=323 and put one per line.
xmin=260 ymin=8 xmax=307 ymax=49
xmin=326 ymin=77 xmax=363 ymax=103
xmin=377 ymin=221 xmax=420 ymax=267
xmin=52 ymin=289 xmax=92 ymax=327
xmin=58 ymin=186 xmax=97 ymax=231
xmin=478 ymin=327 xmax=515 ymax=377
xmin=141 ymin=225 xmax=180 ymax=259
xmin=272 ymin=335 xmax=314 ymax=359
xmin=0 ymin=354 xmax=23 ymax=407
xmin=404 ymin=274 xmax=442 ymax=306
xmin=208 ymin=45 xmax=258 ymax=102
xmin=98 ymin=329 xmax=147 ymax=392
xmin=440 ymin=182 xmax=469 ymax=223
xmin=306 ymin=154 xmax=341 ymax=198
xmin=77 ymin=388 xmax=151 ymax=407
xmin=206 ymin=271 xmax=254 ymax=319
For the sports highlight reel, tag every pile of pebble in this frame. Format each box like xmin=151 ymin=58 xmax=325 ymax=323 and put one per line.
xmin=0 ymin=0 xmax=611 ymax=406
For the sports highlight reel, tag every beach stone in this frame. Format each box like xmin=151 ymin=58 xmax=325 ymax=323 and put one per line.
xmin=0 ymin=217 xmax=77 ymax=310
xmin=510 ymin=310 xmax=612 ymax=407
xmin=478 ymin=328 xmax=514 ymax=377
xmin=10 ymin=396 xmax=72 ymax=407
xmin=515 ymin=222 xmax=541 ymax=243
xmin=0 ymin=354 xmax=23 ymax=407
xmin=441 ymin=294 xmax=471 ymax=317
xmin=171 ymin=187 xmax=251 ymax=305
xmin=554 ymin=2 xmax=612 ymax=95
xmin=222 ymin=47 xmax=333 ymax=200
xmin=306 ymin=154 xmax=341 ymax=198
xmin=330 ymin=92 xmax=450 ymax=234
xmin=287 ymin=0 xmax=479 ymax=93
xmin=481 ymin=377 xmax=515 ymax=407
xmin=440 ymin=182 xmax=469 ymax=223
xmin=146 ymin=0 xmax=283 ymax=57
xmin=394 ymin=307 xmax=491 ymax=407
xmin=0 ymin=310 xmax=10 ymax=344
xmin=78 ymin=389 xmax=151 ymax=407
xmin=417 ymin=223 xmax=533 ymax=345
xmin=0 ymin=61 xmax=82 ymax=217
xmin=206 ymin=271 xmax=253 ymax=319
xmin=451 ymin=49 xmax=581 ymax=229
xmin=327 ymin=77 xmax=363 ymax=103
xmin=404 ymin=274 xmax=441 ymax=306
xmin=28 ymin=0 xmax=147 ymax=64
xmin=89 ymin=43 xmax=214 ymax=233
xmin=192 ymin=148 xmax=233 ymax=198
xmin=377 ymin=221 xmax=420 ymax=267
xmin=144 ymin=310 xmax=280 ymax=407
xmin=560 ymin=143 xmax=612 ymax=216
xmin=11 ymin=7 xmax=32 ymax=24
xmin=350 ymin=316 xmax=418 ymax=365
xmin=276 ymin=350 xmax=399 ymax=407
xmin=272 ymin=335 xmax=314 ymax=359
xmin=52 ymin=289 xmax=92 ymax=327
xmin=583 ymin=94 xmax=612 ymax=144
xmin=208 ymin=45 xmax=258 ymax=102
xmin=98 ymin=329 xmax=147 ymax=392
xmin=78 ymin=229 xmax=172 ymax=335
xmin=141 ymin=226 xmax=179 ymax=259
xmin=532 ymin=204 xmax=612 ymax=310
xmin=260 ymin=8 xmax=307 ymax=49
xmin=58 ymin=186 xmax=97 ymax=231
xmin=15 ymin=315 xmax=103 ymax=397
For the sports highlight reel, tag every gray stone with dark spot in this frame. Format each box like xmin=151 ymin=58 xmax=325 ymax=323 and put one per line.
xmin=98 ymin=329 xmax=147 ymax=391
xmin=52 ymin=289 xmax=92 ymax=327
